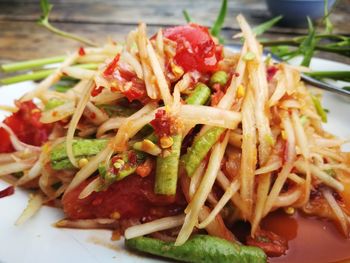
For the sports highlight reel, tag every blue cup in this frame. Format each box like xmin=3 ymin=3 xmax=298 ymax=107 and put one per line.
xmin=266 ymin=0 xmax=336 ymax=26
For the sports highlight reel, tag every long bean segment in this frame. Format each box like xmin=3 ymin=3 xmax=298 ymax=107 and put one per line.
xmin=182 ymin=127 xmax=225 ymax=177
xmin=125 ymin=235 xmax=266 ymax=263
xmin=51 ymin=139 xmax=108 ymax=170
xmin=99 ymin=150 xmax=145 ymax=186
xmin=154 ymin=83 xmax=212 ymax=195
xmin=185 ymin=83 xmax=211 ymax=105
xmin=155 ymin=134 xmax=182 ymax=195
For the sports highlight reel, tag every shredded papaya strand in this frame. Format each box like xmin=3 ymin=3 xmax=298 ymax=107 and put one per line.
xmin=239 ymin=87 xmax=257 ymax=220
xmin=263 ymin=112 xmax=296 ymax=216
xmin=66 ymin=79 xmax=95 ymax=168
xmin=237 ymin=14 xmax=272 ymax=165
xmin=175 ymin=132 xmax=229 ymax=246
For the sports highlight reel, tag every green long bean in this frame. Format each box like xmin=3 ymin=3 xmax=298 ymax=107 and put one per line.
xmin=154 ymin=134 xmax=182 ymax=195
xmin=154 ymin=83 xmax=211 ymax=195
xmin=182 ymin=127 xmax=225 ymax=177
xmin=125 ymin=235 xmax=266 ymax=263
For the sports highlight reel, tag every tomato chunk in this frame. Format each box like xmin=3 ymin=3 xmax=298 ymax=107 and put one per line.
xmin=62 ymin=173 xmax=185 ymax=220
xmin=0 ymin=101 xmax=52 ymax=153
xmin=163 ymin=24 xmax=222 ymax=73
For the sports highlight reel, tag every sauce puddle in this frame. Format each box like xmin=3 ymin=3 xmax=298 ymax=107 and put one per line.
xmin=262 ymin=210 xmax=350 ymax=263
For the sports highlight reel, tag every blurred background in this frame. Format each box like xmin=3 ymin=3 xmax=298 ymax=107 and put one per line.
xmin=0 ymin=0 xmax=349 ymax=64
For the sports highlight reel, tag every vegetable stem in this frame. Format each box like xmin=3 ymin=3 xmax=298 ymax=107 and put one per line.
xmin=38 ymin=20 xmax=98 ymax=47
xmin=0 ymin=63 xmax=98 ymax=85
xmin=1 ymin=56 xmax=66 ymax=73
xmin=306 ymin=71 xmax=350 ymax=81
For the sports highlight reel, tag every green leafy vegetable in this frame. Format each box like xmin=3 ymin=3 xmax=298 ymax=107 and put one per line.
xmin=183 ymin=10 xmax=192 ymax=23
xmin=253 ymin=15 xmax=282 ymax=36
xmin=210 ymin=0 xmax=228 ymax=43
xmin=323 ymin=0 xmax=334 ymax=34
xmin=299 ymin=17 xmax=317 ymax=67
xmin=38 ymin=0 xmax=97 ymax=46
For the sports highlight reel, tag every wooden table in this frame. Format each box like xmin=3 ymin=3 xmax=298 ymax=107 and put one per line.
xmin=0 ymin=0 xmax=349 ymax=66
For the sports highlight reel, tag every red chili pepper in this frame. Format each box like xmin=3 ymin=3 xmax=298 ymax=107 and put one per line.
xmin=78 ymin=47 xmax=86 ymax=56
xmin=91 ymin=86 xmax=104 ymax=97
xmin=267 ymin=66 xmax=278 ymax=82
xmin=104 ymin=54 xmax=120 ymax=77
xmin=0 ymin=186 xmax=14 ymax=199
xmin=150 ymin=109 xmax=172 ymax=137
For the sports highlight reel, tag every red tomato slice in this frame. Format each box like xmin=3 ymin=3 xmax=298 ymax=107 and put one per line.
xmin=163 ymin=23 xmax=222 ymax=73
xmin=62 ymin=173 xmax=185 ymax=220
xmin=0 ymin=101 xmax=52 ymax=153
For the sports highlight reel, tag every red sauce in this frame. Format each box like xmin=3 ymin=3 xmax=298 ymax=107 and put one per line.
xmin=62 ymin=173 xmax=185 ymax=221
xmin=163 ymin=24 xmax=222 ymax=73
xmin=263 ymin=210 xmax=350 ymax=263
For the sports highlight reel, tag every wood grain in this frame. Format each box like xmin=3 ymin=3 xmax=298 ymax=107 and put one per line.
xmin=0 ymin=0 xmax=349 ymax=65
xmin=0 ymin=0 xmax=349 ymax=34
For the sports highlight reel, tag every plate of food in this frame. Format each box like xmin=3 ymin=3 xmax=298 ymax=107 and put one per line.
xmin=1 ymin=1 xmax=350 ymax=263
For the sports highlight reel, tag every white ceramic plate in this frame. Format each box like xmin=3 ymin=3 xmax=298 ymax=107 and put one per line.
xmin=0 ymin=57 xmax=349 ymax=263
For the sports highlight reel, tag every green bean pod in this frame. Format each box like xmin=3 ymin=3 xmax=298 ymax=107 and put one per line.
xmin=125 ymin=235 xmax=267 ymax=263
xmin=50 ymin=139 xmax=108 ymax=170
xmin=154 ymin=134 xmax=182 ymax=195
xmin=209 ymin=70 xmax=228 ymax=87
xmin=99 ymin=150 xmax=145 ymax=186
xmin=185 ymin=82 xmax=211 ymax=105
xmin=154 ymin=83 xmax=213 ymax=195
xmin=182 ymin=127 xmax=225 ymax=177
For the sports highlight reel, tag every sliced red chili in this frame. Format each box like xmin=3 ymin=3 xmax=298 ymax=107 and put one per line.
xmin=0 ymin=186 xmax=15 ymax=199
xmin=267 ymin=66 xmax=278 ymax=82
xmin=104 ymin=54 xmax=121 ymax=77
xmin=150 ymin=109 xmax=172 ymax=137
xmin=78 ymin=47 xmax=86 ymax=56
xmin=91 ymin=85 xmax=104 ymax=97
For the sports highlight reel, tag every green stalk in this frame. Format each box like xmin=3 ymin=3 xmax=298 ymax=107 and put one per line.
xmin=1 ymin=56 xmax=66 ymax=73
xmin=38 ymin=20 xmax=98 ymax=47
xmin=0 ymin=63 xmax=98 ymax=85
xmin=306 ymin=71 xmax=350 ymax=81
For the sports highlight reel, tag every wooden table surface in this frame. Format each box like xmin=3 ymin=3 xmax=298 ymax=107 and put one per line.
xmin=0 ymin=0 xmax=349 ymax=65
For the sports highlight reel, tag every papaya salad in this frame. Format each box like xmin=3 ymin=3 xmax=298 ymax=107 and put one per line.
xmin=1 ymin=14 xmax=350 ymax=262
